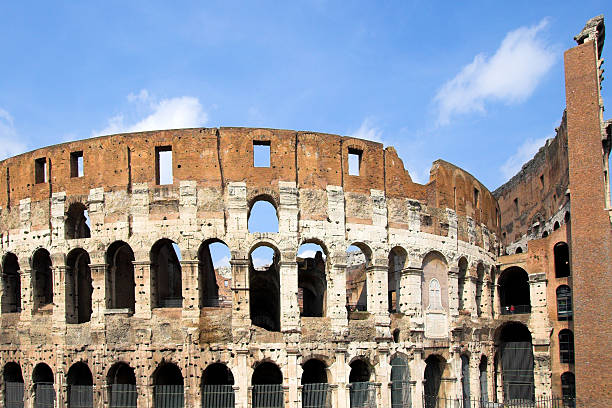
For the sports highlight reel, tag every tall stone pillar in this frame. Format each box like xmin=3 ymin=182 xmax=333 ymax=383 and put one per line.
xmin=333 ymin=345 xmax=349 ymax=408
xmin=448 ymin=268 xmax=459 ymax=318
xmin=368 ymin=263 xmax=391 ymax=338
xmin=235 ymin=349 xmax=249 ymax=408
xmin=376 ymin=345 xmax=390 ymax=408
xmin=132 ymin=260 xmax=152 ymax=319
xmin=401 ymin=267 xmax=422 ymax=320
xmin=287 ymin=349 xmax=299 ymax=408
xmin=327 ymin=255 xmax=347 ymax=333
xmin=89 ymin=263 xmax=106 ymax=326
xmin=465 ymin=276 xmax=477 ymax=318
xmin=180 ymin=259 xmax=199 ymax=320
xmin=279 ymin=260 xmax=300 ymax=333
xmin=53 ymin=265 xmax=67 ymax=328
xmin=20 ymin=266 xmax=33 ymax=321
xmin=231 ymin=258 xmax=251 ymax=340
xmin=410 ymin=352 xmax=424 ymax=408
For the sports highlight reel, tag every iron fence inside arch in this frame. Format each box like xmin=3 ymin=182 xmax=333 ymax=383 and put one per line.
xmin=252 ymin=384 xmax=284 ymax=408
xmin=302 ymin=383 xmax=331 ymax=408
xmin=154 ymin=384 xmax=184 ymax=408
xmin=68 ymin=385 xmax=93 ymax=408
xmin=5 ymin=381 xmax=24 ymax=408
xmin=349 ymin=382 xmax=376 ymax=408
xmin=422 ymin=396 xmax=576 ymax=408
xmin=201 ymin=384 xmax=235 ymax=408
xmin=391 ymin=380 xmax=412 ymax=408
xmin=34 ymin=383 xmax=55 ymax=408
xmin=109 ymin=384 xmax=138 ymax=408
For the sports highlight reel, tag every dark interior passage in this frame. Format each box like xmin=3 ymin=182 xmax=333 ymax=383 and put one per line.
xmin=498 ymin=267 xmax=531 ymax=314
xmin=67 ymin=362 xmax=93 ymax=408
xmin=106 ymin=241 xmax=136 ymax=311
xmin=153 ymin=363 xmax=184 ymax=408
xmin=107 ymin=363 xmax=137 ymax=408
xmin=499 ymin=323 xmax=534 ymax=402
xmin=151 ymin=239 xmax=182 ymax=308
xmin=249 ymin=246 xmax=280 ymax=331
xmin=32 ymin=249 xmax=53 ymax=313
xmin=66 ymin=249 xmax=93 ymax=324
xmin=1 ymin=253 xmax=21 ymax=313
xmin=297 ymin=249 xmax=326 ymax=317
xmin=65 ymin=202 xmax=91 ymax=239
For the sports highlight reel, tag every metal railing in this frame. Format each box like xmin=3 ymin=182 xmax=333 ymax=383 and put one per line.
xmin=68 ymin=385 xmax=93 ymax=408
xmin=159 ymin=297 xmax=183 ymax=308
xmin=110 ymin=383 xmax=138 ymax=408
xmin=34 ymin=383 xmax=55 ymax=408
xmin=500 ymin=305 xmax=531 ymax=315
xmin=252 ymin=384 xmax=284 ymax=408
xmin=423 ymin=396 xmax=576 ymax=408
xmin=349 ymin=382 xmax=376 ymax=408
xmin=202 ymin=384 xmax=235 ymax=408
xmin=302 ymin=383 xmax=331 ymax=408
xmin=5 ymin=381 xmax=24 ymax=408
xmin=154 ymin=384 xmax=184 ymax=408
xmin=391 ymin=380 xmax=412 ymax=408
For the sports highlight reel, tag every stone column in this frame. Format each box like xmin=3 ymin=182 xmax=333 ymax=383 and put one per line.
xmin=287 ymin=349 xmax=299 ymax=408
xmin=279 ymin=260 xmax=300 ymax=333
xmin=231 ymin=258 xmax=251 ymax=340
xmin=492 ymin=284 xmax=500 ymax=317
xmin=132 ymin=260 xmax=152 ymax=319
xmin=333 ymin=346 xmax=349 ymax=408
xmin=89 ymin=263 xmax=106 ymax=326
xmin=410 ymin=352 xmax=424 ymax=408
xmin=236 ymin=349 xmax=249 ymax=408
xmin=368 ymin=263 xmax=391 ymax=339
xmin=20 ymin=267 xmax=33 ymax=321
xmin=53 ymin=265 xmax=67 ymax=328
xmin=401 ymin=267 xmax=423 ymax=321
xmin=376 ymin=345 xmax=390 ymax=408
xmin=327 ymin=255 xmax=347 ymax=333
xmin=447 ymin=267 xmax=459 ymax=318
xmin=181 ymin=259 xmax=199 ymax=320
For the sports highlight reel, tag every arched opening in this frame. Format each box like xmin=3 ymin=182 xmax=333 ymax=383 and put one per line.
xmin=461 ymin=355 xmax=470 ymax=405
xmin=542 ymin=231 xmax=549 ymax=238
xmin=479 ymin=356 xmax=489 ymax=403
xmin=66 ymin=362 xmax=93 ymax=408
xmin=346 ymin=244 xmax=371 ymax=315
xmin=554 ymin=242 xmax=570 ymax=278
xmin=424 ymin=355 xmax=445 ymax=408
xmin=107 ymin=362 xmax=137 ymax=408
xmin=388 ymin=247 xmax=407 ymax=313
xmin=248 ymin=198 xmax=279 ymax=233
xmin=559 ymin=330 xmax=575 ymax=364
xmin=349 ymin=359 xmax=375 ymax=408
xmin=32 ymin=363 xmax=55 ymax=408
xmin=556 ymin=285 xmax=573 ymax=321
xmin=201 ymin=363 xmax=234 ymax=408
xmin=561 ymin=372 xmax=575 ymax=401
xmin=198 ymin=239 xmax=231 ymax=308
xmin=422 ymin=252 xmax=448 ymax=312
xmin=301 ymin=359 xmax=329 ymax=408
xmin=476 ymin=263 xmax=485 ymax=317
xmin=32 ymin=249 xmax=53 ymax=314
xmin=457 ymin=257 xmax=468 ymax=313
xmin=106 ymin=241 xmax=135 ymax=311
xmin=390 ymin=355 xmax=411 ymax=408
xmin=297 ymin=243 xmax=327 ymax=317
xmin=249 ymin=244 xmax=280 ymax=331
xmin=553 ymin=221 xmax=560 ymax=231
xmin=497 ymin=322 xmax=534 ymax=402
xmin=151 ymin=239 xmax=182 ymax=308
xmin=252 ymin=362 xmax=283 ymax=408
xmin=515 ymin=247 xmax=523 ymax=254
xmin=66 ymin=249 xmax=93 ymax=324
xmin=153 ymin=363 xmax=184 ymax=408
xmin=564 ymin=211 xmax=570 ymax=223
xmin=392 ymin=329 xmax=400 ymax=343
xmin=3 ymin=362 xmax=24 ymax=408
xmin=1 ymin=253 xmax=21 ymax=313
xmin=498 ymin=267 xmax=530 ymax=315
xmin=65 ymin=202 xmax=91 ymax=239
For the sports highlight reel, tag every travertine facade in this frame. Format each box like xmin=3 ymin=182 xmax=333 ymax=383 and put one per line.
xmin=0 ymin=14 xmax=609 ymax=408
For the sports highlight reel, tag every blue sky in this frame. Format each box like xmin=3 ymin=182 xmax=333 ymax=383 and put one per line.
xmin=1 ymin=2 xmax=611 ymax=265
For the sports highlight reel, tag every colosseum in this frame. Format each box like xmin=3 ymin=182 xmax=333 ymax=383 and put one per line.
xmin=0 ymin=14 xmax=610 ymax=408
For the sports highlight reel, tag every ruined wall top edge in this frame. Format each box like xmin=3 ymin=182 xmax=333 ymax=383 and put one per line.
xmin=0 ymin=127 xmax=500 ymax=233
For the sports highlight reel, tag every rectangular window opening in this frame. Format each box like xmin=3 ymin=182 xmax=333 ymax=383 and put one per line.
xmin=539 ymin=174 xmax=545 ymax=189
xmin=253 ymin=140 xmax=271 ymax=167
xmin=513 ymin=198 xmax=519 ymax=215
xmin=474 ymin=188 xmax=480 ymax=209
xmin=35 ymin=158 xmax=47 ymax=184
xmin=70 ymin=151 xmax=84 ymax=178
xmin=348 ymin=148 xmax=362 ymax=176
xmin=155 ymin=146 xmax=173 ymax=185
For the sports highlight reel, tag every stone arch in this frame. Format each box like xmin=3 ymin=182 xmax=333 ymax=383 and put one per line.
xmin=32 ymin=363 xmax=55 ymax=407
xmin=1 ymin=252 xmax=21 ymax=313
xmin=249 ymin=242 xmax=281 ymax=331
xmin=198 ymin=238 xmax=231 ymax=308
xmin=65 ymin=248 xmax=93 ymax=324
xmin=66 ymin=361 xmax=93 ymax=408
xmin=251 ymin=361 xmax=284 ymax=408
xmin=65 ymin=202 xmax=91 ymax=239
xmin=150 ymin=238 xmax=182 ymax=308
xmin=495 ymin=322 xmax=534 ymax=402
xmin=106 ymin=241 xmax=135 ymax=311
xmin=497 ymin=266 xmax=530 ymax=314
xmin=475 ymin=262 xmax=485 ymax=317
xmin=248 ymin=194 xmax=279 ymax=233
xmin=559 ymin=329 xmax=575 ymax=364
xmin=424 ymin=354 xmax=450 ymax=407
xmin=388 ymin=246 xmax=408 ymax=313
xmin=31 ymin=248 xmax=53 ymax=314
xmin=107 ymin=361 xmax=137 ymax=408
xmin=461 ymin=354 xmax=471 ymax=404
xmin=554 ymin=242 xmax=570 ymax=278
xmin=479 ymin=355 xmax=489 ymax=402
xmin=422 ymin=251 xmax=448 ymax=311
xmin=457 ymin=257 xmax=468 ymax=312
xmin=3 ymin=362 xmax=24 ymax=408
xmin=297 ymin=241 xmax=327 ymax=318
xmin=346 ymin=242 xmax=372 ymax=313
xmin=556 ymin=285 xmax=573 ymax=320
xmin=152 ymin=362 xmax=184 ymax=408
xmin=201 ymin=363 xmax=235 ymax=408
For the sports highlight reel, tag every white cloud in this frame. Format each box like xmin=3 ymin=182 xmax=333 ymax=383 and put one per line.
xmin=252 ymin=258 xmax=272 ymax=268
xmin=500 ymin=136 xmax=548 ymax=180
xmin=213 ymin=255 xmax=231 ymax=268
xmin=435 ymin=18 xmax=556 ymax=125
xmin=0 ymin=108 xmax=27 ymax=159
xmin=350 ymin=117 xmax=384 ymax=143
xmin=94 ymin=90 xmax=209 ymax=136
